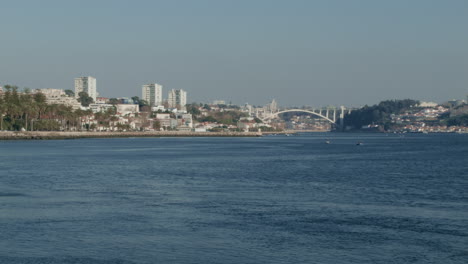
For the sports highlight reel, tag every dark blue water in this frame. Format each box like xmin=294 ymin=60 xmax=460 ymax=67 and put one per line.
xmin=0 ymin=133 xmax=467 ymax=264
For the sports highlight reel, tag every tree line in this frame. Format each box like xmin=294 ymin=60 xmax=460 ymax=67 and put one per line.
xmin=343 ymin=99 xmax=419 ymax=131
xmin=0 ymin=85 xmax=93 ymax=131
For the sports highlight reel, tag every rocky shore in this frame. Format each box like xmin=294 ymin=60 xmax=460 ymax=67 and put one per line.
xmin=0 ymin=131 xmax=262 ymax=140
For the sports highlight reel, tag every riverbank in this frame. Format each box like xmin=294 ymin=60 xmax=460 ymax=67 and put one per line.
xmin=0 ymin=131 xmax=262 ymax=140
xmin=262 ymin=130 xmax=328 ymax=135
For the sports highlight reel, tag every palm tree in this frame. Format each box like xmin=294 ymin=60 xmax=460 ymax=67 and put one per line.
xmin=19 ymin=90 xmax=34 ymax=131
xmin=0 ymin=97 xmax=5 ymax=130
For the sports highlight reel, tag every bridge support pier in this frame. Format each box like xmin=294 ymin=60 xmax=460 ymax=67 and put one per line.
xmin=340 ymin=106 xmax=345 ymax=131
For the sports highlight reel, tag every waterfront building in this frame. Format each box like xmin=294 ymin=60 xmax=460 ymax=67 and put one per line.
xmin=168 ymin=89 xmax=187 ymax=109
xmin=74 ymin=76 xmax=97 ymax=102
xmin=176 ymin=113 xmax=193 ymax=128
xmin=237 ymin=117 xmax=257 ymax=132
xmin=142 ymin=83 xmax=163 ymax=106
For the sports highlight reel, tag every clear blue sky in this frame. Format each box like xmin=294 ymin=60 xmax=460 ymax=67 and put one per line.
xmin=1 ymin=0 xmax=467 ymax=107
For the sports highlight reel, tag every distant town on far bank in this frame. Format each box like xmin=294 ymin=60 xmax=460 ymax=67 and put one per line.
xmin=0 ymin=76 xmax=467 ymax=134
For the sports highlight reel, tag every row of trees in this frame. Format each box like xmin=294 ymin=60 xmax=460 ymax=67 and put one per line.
xmin=0 ymin=85 xmax=94 ymax=131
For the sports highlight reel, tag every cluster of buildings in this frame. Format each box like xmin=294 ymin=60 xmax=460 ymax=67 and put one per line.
xmin=3 ymin=78 xmax=467 ymax=133
xmin=141 ymin=83 xmax=187 ymax=109
xmin=74 ymin=77 xmax=191 ymax=131
xmin=2 ymin=76 xmax=275 ymax=132
xmin=388 ymin=102 xmax=468 ymax=133
xmin=0 ymin=77 xmax=193 ymax=132
xmin=74 ymin=76 xmax=188 ymax=110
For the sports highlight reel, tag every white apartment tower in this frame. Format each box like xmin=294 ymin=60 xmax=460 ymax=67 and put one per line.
xmin=142 ymin=83 xmax=163 ymax=106
xmin=168 ymin=89 xmax=187 ymax=109
xmin=270 ymin=99 xmax=278 ymax=113
xmin=74 ymin=76 xmax=97 ymax=102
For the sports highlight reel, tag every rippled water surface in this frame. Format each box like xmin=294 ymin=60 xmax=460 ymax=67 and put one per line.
xmin=1 ymin=133 xmax=467 ymax=263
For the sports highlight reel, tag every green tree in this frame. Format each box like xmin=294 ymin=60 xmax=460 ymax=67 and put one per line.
xmin=186 ymin=104 xmax=201 ymax=115
xmin=78 ymin=92 xmax=94 ymax=107
xmin=108 ymin=98 xmax=120 ymax=105
xmin=344 ymin=99 xmax=419 ymax=130
xmin=444 ymin=114 xmax=468 ymax=126
xmin=131 ymin=96 xmax=149 ymax=108
xmin=65 ymin=89 xmax=75 ymax=97
xmin=153 ymin=120 xmax=161 ymax=130
xmin=0 ymin=96 xmax=5 ymax=130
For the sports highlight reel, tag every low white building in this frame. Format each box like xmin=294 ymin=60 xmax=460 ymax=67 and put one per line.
xmin=95 ymin=97 xmax=108 ymax=104
xmin=34 ymin=88 xmax=82 ymax=110
xmin=152 ymin=105 xmax=165 ymax=112
xmin=237 ymin=117 xmax=257 ymax=131
xmin=176 ymin=113 xmax=193 ymax=128
xmin=116 ymin=104 xmax=139 ymax=115
xmin=156 ymin=113 xmax=171 ymax=119
xmin=418 ymin=101 xmax=438 ymax=108
xmin=158 ymin=118 xmax=178 ymax=129
xmin=89 ymin=103 xmax=115 ymax=113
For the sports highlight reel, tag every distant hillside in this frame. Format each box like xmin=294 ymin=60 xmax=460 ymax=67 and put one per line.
xmin=343 ymin=99 xmax=419 ymax=131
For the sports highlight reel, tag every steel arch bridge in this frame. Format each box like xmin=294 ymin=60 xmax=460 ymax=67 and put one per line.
xmin=261 ymin=107 xmax=348 ymax=128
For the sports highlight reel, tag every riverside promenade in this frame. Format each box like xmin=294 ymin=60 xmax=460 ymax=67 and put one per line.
xmin=0 ymin=131 xmax=262 ymax=140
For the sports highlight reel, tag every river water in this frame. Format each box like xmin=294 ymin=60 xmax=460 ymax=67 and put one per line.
xmin=0 ymin=133 xmax=467 ymax=264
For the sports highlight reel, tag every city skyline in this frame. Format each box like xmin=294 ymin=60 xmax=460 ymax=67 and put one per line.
xmin=1 ymin=0 xmax=467 ymax=106
xmin=1 ymin=75 xmax=466 ymax=108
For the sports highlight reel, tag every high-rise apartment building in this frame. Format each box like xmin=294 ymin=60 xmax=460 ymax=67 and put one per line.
xmin=74 ymin=76 xmax=97 ymax=102
xmin=142 ymin=83 xmax=163 ymax=106
xmin=168 ymin=89 xmax=187 ymax=109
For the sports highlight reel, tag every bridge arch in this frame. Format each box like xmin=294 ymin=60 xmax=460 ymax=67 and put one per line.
xmin=263 ymin=109 xmax=336 ymax=124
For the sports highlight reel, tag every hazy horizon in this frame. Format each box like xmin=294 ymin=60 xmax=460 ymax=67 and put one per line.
xmin=1 ymin=0 xmax=467 ymax=107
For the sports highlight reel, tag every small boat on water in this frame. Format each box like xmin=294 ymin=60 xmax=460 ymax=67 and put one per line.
xmin=325 ymin=140 xmax=331 ymax=144
xmin=356 ymin=142 xmax=363 ymax=146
